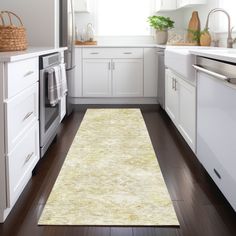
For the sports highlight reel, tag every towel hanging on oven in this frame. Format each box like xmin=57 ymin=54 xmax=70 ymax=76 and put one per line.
xmin=47 ymin=64 xmax=67 ymax=106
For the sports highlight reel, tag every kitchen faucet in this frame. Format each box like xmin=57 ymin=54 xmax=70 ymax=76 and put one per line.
xmin=205 ymin=8 xmax=233 ymax=48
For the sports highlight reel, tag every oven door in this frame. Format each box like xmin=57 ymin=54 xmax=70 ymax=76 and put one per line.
xmin=39 ymin=69 xmax=60 ymax=154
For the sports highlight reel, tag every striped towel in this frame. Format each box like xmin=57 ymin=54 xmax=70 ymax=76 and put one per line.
xmin=47 ymin=64 xmax=68 ymax=106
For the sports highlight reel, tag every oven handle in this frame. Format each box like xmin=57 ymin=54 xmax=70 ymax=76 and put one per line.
xmin=192 ymin=64 xmax=229 ymax=82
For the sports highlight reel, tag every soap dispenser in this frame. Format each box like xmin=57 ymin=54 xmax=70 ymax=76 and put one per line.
xmin=86 ymin=23 xmax=95 ymax=42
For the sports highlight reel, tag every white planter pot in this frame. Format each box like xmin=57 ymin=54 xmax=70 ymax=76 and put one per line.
xmin=156 ymin=30 xmax=168 ymax=45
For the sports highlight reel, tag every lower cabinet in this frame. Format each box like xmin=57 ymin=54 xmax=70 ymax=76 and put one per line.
xmin=165 ymin=69 xmax=196 ymax=152
xmin=6 ymin=122 xmax=39 ymax=207
xmin=83 ymin=59 xmax=112 ymax=97
xmin=74 ymin=47 xmax=158 ymax=101
xmin=112 ymin=59 xmax=143 ymax=97
xmin=82 ymin=58 xmax=143 ymax=97
xmin=165 ymin=70 xmax=179 ymax=123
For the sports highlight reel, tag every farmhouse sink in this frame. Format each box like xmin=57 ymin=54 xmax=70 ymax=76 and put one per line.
xmin=165 ymin=48 xmax=196 ymax=82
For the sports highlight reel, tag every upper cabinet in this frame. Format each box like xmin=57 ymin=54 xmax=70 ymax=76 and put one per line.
xmin=156 ymin=0 xmax=206 ymax=12
xmin=177 ymin=0 xmax=206 ymax=8
xmin=74 ymin=0 xmax=90 ymax=13
xmin=156 ymin=0 xmax=177 ymax=12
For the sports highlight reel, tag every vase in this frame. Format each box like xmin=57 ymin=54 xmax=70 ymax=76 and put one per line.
xmin=200 ymin=31 xmax=212 ymax=46
xmin=156 ymin=30 xmax=168 ymax=45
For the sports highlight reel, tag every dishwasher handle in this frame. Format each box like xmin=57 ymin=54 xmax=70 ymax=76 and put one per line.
xmin=193 ymin=64 xmax=229 ymax=82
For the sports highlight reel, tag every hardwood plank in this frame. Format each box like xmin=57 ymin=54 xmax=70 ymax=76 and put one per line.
xmin=110 ymin=227 xmax=133 ymax=236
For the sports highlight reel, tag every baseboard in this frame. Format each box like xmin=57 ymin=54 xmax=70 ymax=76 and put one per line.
xmin=70 ymin=97 xmax=159 ymax=105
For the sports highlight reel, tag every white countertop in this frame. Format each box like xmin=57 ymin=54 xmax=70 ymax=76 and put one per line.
xmin=0 ymin=47 xmax=67 ymax=62
xmin=189 ymin=48 xmax=236 ymax=63
xmin=75 ymin=44 xmax=166 ymax=49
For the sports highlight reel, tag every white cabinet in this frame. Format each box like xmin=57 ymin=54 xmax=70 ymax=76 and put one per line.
xmin=74 ymin=0 xmax=90 ymax=12
xmin=0 ymin=57 xmax=40 ymax=223
xmin=165 ymin=69 xmax=196 ymax=151
xmin=83 ymin=59 xmax=112 ymax=97
xmin=5 ymin=83 xmax=39 ymax=153
xmin=81 ymin=48 xmax=145 ymax=98
xmin=177 ymin=0 xmax=206 ymax=8
xmin=113 ymin=59 xmax=143 ymax=97
xmin=6 ymin=122 xmax=39 ymax=207
xmin=82 ymin=58 xmax=143 ymax=97
xmin=156 ymin=0 xmax=177 ymax=12
xmin=144 ymin=48 xmax=158 ymax=97
xmin=156 ymin=0 xmax=206 ymax=11
xmin=73 ymin=47 xmax=158 ymax=103
xmin=177 ymin=76 xmax=196 ymax=150
xmin=165 ymin=70 xmax=179 ymax=123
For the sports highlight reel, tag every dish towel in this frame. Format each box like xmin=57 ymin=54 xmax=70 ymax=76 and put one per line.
xmin=47 ymin=66 xmax=61 ymax=106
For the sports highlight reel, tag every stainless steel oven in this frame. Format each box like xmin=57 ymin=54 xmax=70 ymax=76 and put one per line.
xmin=39 ymin=53 xmax=61 ymax=157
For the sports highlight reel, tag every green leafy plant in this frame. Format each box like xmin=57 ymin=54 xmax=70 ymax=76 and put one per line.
xmin=147 ymin=15 xmax=175 ymax=31
xmin=188 ymin=28 xmax=209 ymax=43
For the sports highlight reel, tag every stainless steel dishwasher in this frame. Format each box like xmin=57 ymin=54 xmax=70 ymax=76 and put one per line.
xmin=193 ymin=57 xmax=236 ymax=211
xmin=157 ymin=48 xmax=165 ymax=109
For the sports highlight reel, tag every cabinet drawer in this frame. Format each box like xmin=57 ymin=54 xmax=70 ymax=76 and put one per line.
xmin=83 ymin=48 xmax=144 ymax=59
xmin=5 ymin=83 xmax=39 ymax=152
xmin=6 ymin=122 xmax=39 ymax=207
xmin=5 ymin=57 xmax=39 ymax=98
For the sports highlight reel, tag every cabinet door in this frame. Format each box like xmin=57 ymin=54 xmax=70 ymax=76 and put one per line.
xmin=156 ymin=0 xmax=177 ymax=11
xmin=72 ymin=48 xmax=82 ymax=97
xmin=83 ymin=59 xmax=112 ymax=97
xmin=177 ymin=0 xmax=206 ymax=8
xmin=177 ymin=77 xmax=196 ymax=150
xmin=165 ymin=69 xmax=178 ymax=123
xmin=74 ymin=0 xmax=90 ymax=12
xmin=144 ymin=48 xmax=158 ymax=97
xmin=177 ymin=0 xmax=188 ymax=8
xmin=112 ymin=59 xmax=143 ymax=97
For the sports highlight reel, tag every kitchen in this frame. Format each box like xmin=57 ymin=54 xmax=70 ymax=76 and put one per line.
xmin=0 ymin=0 xmax=236 ymax=236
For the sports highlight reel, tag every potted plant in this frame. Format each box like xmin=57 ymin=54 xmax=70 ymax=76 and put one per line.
xmin=148 ymin=15 xmax=175 ymax=45
xmin=188 ymin=28 xmax=211 ymax=46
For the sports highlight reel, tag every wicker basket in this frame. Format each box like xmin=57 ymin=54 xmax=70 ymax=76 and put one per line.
xmin=0 ymin=11 xmax=27 ymax=52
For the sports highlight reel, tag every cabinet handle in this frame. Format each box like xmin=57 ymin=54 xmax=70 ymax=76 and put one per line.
xmin=108 ymin=62 xmax=111 ymax=70
xmin=24 ymin=152 xmax=34 ymax=165
xmin=214 ymin=168 xmax=222 ymax=179
xmin=174 ymin=79 xmax=177 ymax=91
xmin=22 ymin=111 xmax=34 ymax=122
xmin=172 ymin=78 xmax=175 ymax=89
xmin=24 ymin=71 xmax=34 ymax=78
xmin=90 ymin=52 xmax=99 ymax=55
xmin=123 ymin=52 xmax=132 ymax=55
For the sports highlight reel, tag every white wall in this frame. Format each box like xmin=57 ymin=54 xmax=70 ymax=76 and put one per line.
xmin=0 ymin=0 xmax=59 ymax=47
xmin=75 ymin=0 xmax=185 ymax=44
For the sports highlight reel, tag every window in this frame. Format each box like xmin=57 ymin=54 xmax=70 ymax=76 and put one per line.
xmin=96 ymin=0 xmax=154 ymax=36
xmin=218 ymin=1 xmax=236 ymax=32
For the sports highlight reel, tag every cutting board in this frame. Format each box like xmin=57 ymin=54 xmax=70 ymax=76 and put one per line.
xmin=187 ymin=11 xmax=200 ymax=43
xmin=75 ymin=41 xmax=97 ymax=45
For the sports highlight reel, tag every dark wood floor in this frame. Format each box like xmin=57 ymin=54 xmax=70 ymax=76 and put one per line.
xmin=0 ymin=105 xmax=236 ymax=236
